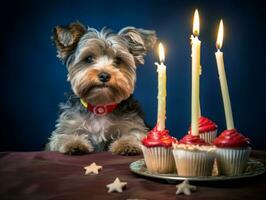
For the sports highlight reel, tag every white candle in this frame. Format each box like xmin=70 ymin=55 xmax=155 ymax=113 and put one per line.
xmin=191 ymin=9 xmax=201 ymax=136
xmin=199 ymin=64 xmax=202 ymax=118
xmin=215 ymin=20 xmax=235 ymax=129
xmin=155 ymin=43 xmax=166 ymax=131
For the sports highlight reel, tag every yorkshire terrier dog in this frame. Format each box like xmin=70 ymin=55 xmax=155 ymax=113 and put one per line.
xmin=46 ymin=22 xmax=156 ymax=155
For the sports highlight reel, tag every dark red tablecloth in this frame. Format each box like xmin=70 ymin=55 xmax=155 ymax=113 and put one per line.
xmin=0 ymin=151 xmax=265 ymax=200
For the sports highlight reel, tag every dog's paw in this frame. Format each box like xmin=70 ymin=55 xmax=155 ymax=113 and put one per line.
xmin=61 ymin=139 xmax=94 ymax=155
xmin=109 ymin=137 xmax=142 ymax=156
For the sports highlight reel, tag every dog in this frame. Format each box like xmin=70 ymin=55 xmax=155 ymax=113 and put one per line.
xmin=46 ymin=22 xmax=157 ymax=155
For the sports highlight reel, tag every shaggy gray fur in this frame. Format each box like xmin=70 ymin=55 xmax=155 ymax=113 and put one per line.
xmin=47 ymin=22 xmax=156 ymax=155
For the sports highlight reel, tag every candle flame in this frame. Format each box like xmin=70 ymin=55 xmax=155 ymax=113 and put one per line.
xmin=158 ymin=43 xmax=165 ymax=62
xmin=216 ymin=20 xmax=224 ymax=49
xmin=193 ymin=9 xmax=200 ymax=36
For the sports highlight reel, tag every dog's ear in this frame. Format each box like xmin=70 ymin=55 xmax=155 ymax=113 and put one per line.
xmin=52 ymin=22 xmax=87 ymax=63
xmin=119 ymin=27 xmax=157 ymax=65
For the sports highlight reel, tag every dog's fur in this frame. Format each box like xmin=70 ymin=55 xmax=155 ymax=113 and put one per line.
xmin=46 ymin=22 xmax=156 ymax=155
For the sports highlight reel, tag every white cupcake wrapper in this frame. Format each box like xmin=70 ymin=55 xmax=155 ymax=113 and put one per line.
xmin=199 ymin=130 xmax=217 ymax=144
xmin=172 ymin=149 xmax=215 ymax=176
xmin=216 ymin=147 xmax=251 ymax=176
xmin=141 ymin=145 xmax=175 ymax=173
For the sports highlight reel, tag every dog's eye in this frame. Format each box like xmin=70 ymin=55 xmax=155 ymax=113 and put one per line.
xmin=115 ymin=57 xmax=122 ymax=66
xmin=86 ymin=55 xmax=94 ymax=64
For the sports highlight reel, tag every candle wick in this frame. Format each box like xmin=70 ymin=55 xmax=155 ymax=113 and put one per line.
xmin=216 ymin=44 xmax=221 ymax=51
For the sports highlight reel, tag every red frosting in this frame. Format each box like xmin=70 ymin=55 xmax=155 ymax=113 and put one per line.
xmin=213 ymin=129 xmax=250 ymax=148
xmin=189 ymin=117 xmax=217 ymax=134
xmin=198 ymin=117 xmax=217 ymax=133
xmin=179 ymin=134 xmax=209 ymax=145
xmin=142 ymin=125 xmax=176 ymax=148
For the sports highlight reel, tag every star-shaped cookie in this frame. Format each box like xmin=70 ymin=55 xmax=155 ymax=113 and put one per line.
xmin=176 ymin=179 xmax=197 ymax=195
xmin=84 ymin=162 xmax=102 ymax=175
xmin=106 ymin=177 xmax=127 ymax=193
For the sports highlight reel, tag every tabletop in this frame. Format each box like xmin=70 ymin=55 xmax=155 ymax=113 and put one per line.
xmin=0 ymin=150 xmax=265 ymax=200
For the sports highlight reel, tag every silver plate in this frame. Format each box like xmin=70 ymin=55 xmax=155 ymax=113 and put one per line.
xmin=129 ymin=159 xmax=266 ymax=182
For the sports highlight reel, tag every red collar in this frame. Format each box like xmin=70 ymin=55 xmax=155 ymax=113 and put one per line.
xmin=80 ymin=99 xmax=117 ymax=116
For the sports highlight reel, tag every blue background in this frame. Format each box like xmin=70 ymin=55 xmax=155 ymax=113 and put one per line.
xmin=1 ymin=0 xmax=265 ymax=151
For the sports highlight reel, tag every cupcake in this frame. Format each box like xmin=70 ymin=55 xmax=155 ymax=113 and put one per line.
xmin=172 ymin=134 xmax=216 ymax=176
xmin=198 ymin=117 xmax=218 ymax=143
xmin=213 ymin=129 xmax=251 ymax=176
xmin=189 ymin=117 xmax=218 ymax=144
xmin=141 ymin=126 xmax=176 ymax=173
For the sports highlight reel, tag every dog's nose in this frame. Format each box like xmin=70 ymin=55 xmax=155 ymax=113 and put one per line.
xmin=98 ymin=72 xmax=111 ymax=83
